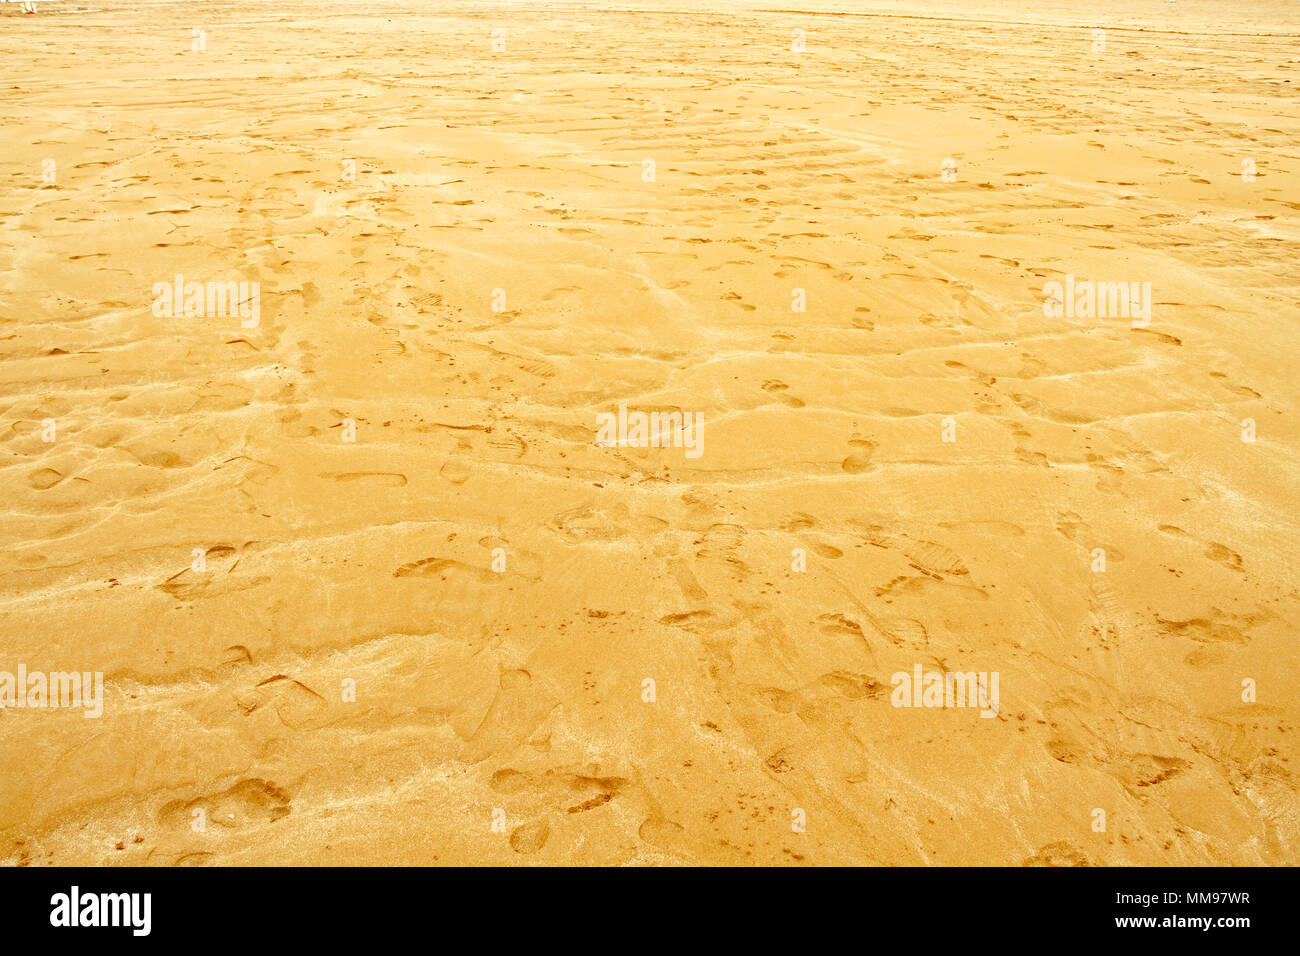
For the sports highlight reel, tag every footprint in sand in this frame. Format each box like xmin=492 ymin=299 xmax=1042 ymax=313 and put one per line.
xmin=439 ymin=458 xmax=472 ymax=484
xmin=1157 ymin=524 xmax=1245 ymax=572
xmin=841 ymin=438 xmax=875 ymax=474
xmin=158 ymin=778 xmax=291 ymax=832
xmin=461 ymin=668 xmax=557 ymax=764
xmin=490 ymin=768 xmax=628 ymax=815
xmin=761 ymin=380 xmax=805 ymax=407
xmin=233 ymin=674 xmax=328 ymax=726
xmin=1203 ymin=542 xmax=1244 ymax=572
xmin=393 ymin=556 xmax=497 ymax=582
xmin=27 ymin=468 xmax=64 ymax=490
xmin=508 ymin=819 xmax=550 ymax=854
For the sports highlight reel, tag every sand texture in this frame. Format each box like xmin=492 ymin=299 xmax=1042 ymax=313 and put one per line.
xmin=1 ymin=0 xmax=1297 ymax=865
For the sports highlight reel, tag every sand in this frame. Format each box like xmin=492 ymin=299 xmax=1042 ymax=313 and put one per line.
xmin=0 ymin=0 xmax=1297 ymax=866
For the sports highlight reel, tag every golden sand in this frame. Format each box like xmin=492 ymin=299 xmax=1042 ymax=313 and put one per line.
xmin=1 ymin=0 xmax=1297 ymax=865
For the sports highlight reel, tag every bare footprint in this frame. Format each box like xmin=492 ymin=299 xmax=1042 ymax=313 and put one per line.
xmin=841 ymin=438 xmax=875 ymax=474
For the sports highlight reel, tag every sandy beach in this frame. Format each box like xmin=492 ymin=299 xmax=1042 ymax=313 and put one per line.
xmin=1 ymin=0 xmax=1297 ymax=865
